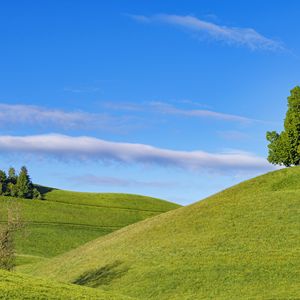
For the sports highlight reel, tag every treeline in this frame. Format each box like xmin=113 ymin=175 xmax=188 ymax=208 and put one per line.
xmin=0 ymin=166 xmax=41 ymax=199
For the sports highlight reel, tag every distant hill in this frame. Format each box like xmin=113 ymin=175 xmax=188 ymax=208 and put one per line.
xmin=0 ymin=188 xmax=180 ymax=266
xmin=24 ymin=167 xmax=300 ymax=299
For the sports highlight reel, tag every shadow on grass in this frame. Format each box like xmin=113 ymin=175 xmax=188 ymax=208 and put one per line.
xmin=34 ymin=185 xmax=56 ymax=194
xmin=72 ymin=260 xmax=129 ymax=288
xmin=34 ymin=185 xmax=57 ymax=200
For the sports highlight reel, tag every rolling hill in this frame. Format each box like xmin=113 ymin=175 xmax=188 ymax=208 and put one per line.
xmin=0 ymin=188 xmax=180 ymax=266
xmin=22 ymin=167 xmax=300 ymax=299
xmin=0 ymin=269 xmax=134 ymax=300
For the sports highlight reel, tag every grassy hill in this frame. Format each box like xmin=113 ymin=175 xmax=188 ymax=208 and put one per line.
xmin=0 ymin=269 xmax=134 ymax=300
xmin=22 ymin=167 xmax=300 ymax=299
xmin=0 ymin=189 xmax=179 ymax=266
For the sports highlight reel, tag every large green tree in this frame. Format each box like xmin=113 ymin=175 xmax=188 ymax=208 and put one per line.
xmin=267 ymin=86 xmax=300 ymax=166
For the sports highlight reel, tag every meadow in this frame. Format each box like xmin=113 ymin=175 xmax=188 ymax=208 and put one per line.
xmin=22 ymin=167 xmax=300 ymax=299
xmin=0 ymin=269 xmax=134 ymax=299
xmin=0 ymin=189 xmax=179 ymax=266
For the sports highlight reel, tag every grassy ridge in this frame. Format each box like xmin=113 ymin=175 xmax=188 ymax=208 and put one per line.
xmin=0 ymin=190 xmax=179 ymax=265
xmin=24 ymin=168 xmax=300 ymax=299
xmin=0 ymin=269 xmax=134 ymax=300
xmin=43 ymin=190 xmax=178 ymax=212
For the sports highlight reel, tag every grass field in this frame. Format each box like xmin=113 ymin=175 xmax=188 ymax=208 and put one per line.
xmin=23 ymin=167 xmax=300 ymax=299
xmin=0 ymin=189 xmax=179 ymax=266
xmin=0 ymin=269 xmax=134 ymax=299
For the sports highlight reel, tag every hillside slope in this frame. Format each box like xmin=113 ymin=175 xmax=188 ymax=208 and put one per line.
xmin=0 ymin=269 xmax=134 ymax=300
xmin=23 ymin=168 xmax=300 ymax=299
xmin=0 ymin=190 xmax=179 ymax=266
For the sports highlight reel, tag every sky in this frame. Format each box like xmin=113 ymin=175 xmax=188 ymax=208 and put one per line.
xmin=0 ymin=0 xmax=299 ymax=204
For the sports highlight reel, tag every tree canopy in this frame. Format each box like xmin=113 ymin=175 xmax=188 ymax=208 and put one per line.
xmin=0 ymin=166 xmax=41 ymax=200
xmin=267 ymin=86 xmax=300 ymax=166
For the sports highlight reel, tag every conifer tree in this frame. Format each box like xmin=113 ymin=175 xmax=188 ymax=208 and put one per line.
xmin=8 ymin=167 xmax=17 ymax=185
xmin=0 ymin=166 xmax=41 ymax=200
xmin=16 ymin=166 xmax=33 ymax=199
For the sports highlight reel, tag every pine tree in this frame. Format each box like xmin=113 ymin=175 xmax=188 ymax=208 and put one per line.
xmin=8 ymin=167 xmax=17 ymax=185
xmin=0 ymin=166 xmax=41 ymax=200
xmin=16 ymin=166 xmax=33 ymax=199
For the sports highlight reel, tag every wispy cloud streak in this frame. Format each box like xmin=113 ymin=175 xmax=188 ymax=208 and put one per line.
xmin=129 ymin=14 xmax=284 ymax=51
xmin=0 ymin=103 xmax=136 ymax=132
xmin=69 ymin=174 xmax=180 ymax=189
xmin=104 ymin=101 xmax=257 ymax=123
xmin=0 ymin=134 xmax=274 ymax=172
xmin=0 ymin=104 xmax=90 ymax=127
xmin=149 ymin=102 xmax=254 ymax=123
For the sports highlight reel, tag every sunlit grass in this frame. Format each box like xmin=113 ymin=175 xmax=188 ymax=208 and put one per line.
xmin=0 ymin=189 xmax=179 ymax=266
xmin=23 ymin=168 xmax=300 ymax=299
xmin=0 ymin=269 xmax=134 ymax=299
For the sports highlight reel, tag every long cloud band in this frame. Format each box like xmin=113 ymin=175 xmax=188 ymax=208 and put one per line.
xmin=0 ymin=134 xmax=274 ymax=172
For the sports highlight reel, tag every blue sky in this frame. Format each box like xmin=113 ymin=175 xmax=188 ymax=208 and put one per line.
xmin=0 ymin=0 xmax=299 ymax=204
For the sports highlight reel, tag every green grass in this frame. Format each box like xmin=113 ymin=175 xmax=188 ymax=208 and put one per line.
xmin=0 ymin=269 xmax=134 ymax=299
xmin=0 ymin=189 xmax=179 ymax=265
xmin=23 ymin=167 xmax=300 ymax=299
xmin=43 ymin=190 xmax=178 ymax=212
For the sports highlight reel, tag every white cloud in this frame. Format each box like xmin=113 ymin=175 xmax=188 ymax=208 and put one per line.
xmin=129 ymin=14 xmax=284 ymax=51
xmin=0 ymin=103 xmax=136 ymax=132
xmin=0 ymin=133 xmax=274 ymax=173
xmin=0 ymin=102 xmax=258 ymax=132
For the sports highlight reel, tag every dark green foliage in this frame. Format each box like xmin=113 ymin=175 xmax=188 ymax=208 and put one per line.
xmin=32 ymin=188 xmax=42 ymax=200
xmin=8 ymin=168 xmax=17 ymax=185
xmin=0 ymin=171 xmax=7 ymax=196
xmin=6 ymin=183 xmax=17 ymax=197
xmin=267 ymin=86 xmax=300 ymax=166
xmin=0 ymin=183 xmax=4 ymax=197
xmin=0 ymin=171 xmax=7 ymax=183
xmin=16 ymin=166 xmax=33 ymax=199
xmin=0 ymin=166 xmax=39 ymax=200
